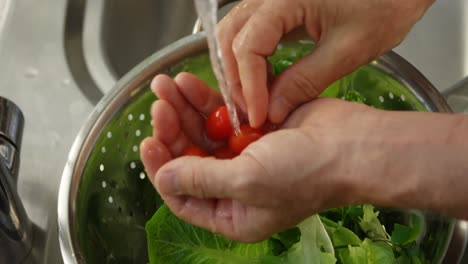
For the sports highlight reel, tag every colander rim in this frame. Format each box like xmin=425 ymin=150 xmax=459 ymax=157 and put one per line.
xmin=57 ymin=32 xmax=459 ymax=263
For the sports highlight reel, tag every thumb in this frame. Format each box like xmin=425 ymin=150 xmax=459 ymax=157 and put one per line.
xmin=154 ymin=156 xmax=253 ymax=199
xmin=269 ymin=34 xmax=373 ymax=123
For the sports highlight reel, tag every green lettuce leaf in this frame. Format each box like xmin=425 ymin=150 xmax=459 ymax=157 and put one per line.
xmin=359 ymin=205 xmax=389 ymax=240
xmin=396 ymin=254 xmax=424 ymax=264
xmin=331 ymin=227 xmax=362 ymax=247
xmin=391 ymin=224 xmax=419 ymax=246
xmin=285 ymin=215 xmax=336 ymax=264
xmin=146 ymin=205 xmax=280 ymax=264
xmin=147 ymin=205 xmax=339 ymax=264
xmin=271 ymin=227 xmax=301 ymax=254
xmin=339 ymin=238 xmax=394 ymax=264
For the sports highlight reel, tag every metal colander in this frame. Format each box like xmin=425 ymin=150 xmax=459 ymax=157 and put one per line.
xmin=58 ymin=33 xmax=465 ymax=264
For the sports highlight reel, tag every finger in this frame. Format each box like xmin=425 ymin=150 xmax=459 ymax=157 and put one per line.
xmin=160 ymin=195 xmax=239 ymax=238
xmin=232 ymin=0 xmax=309 ymax=127
xmin=218 ymin=0 xmax=263 ymax=113
xmin=151 ymin=74 xmax=207 ymax=146
xmin=140 ymin=137 xmax=172 ymax=186
xmin=162 ymin=195 xmax=290 ymax=242
xmin=174 ymin=72 xmax=224 ymax=116
xmin=154 ymin=155 xmax=265 ymax=200
xmin=269 ymin=33 xmax=374 ymax=123
xmin=150 ymin=99 xmax=190 ymax=156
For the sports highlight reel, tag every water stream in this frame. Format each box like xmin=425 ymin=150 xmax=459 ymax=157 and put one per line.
xmin=194 ymin=0 xmax=241 ymax=135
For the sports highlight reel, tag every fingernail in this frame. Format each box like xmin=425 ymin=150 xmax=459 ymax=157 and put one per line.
xmin=150 ymin=77 xmax=158 ymax=93
xmin=248 ymin=112 xmax=257 ymax=128
xmin=156 ymin=169 xmax=178 ymax=194
xmin=150 ymin=74 xmax=165 ymax=93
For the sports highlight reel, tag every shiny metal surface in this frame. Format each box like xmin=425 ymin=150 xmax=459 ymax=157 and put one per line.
xmin=443 ymin=77 xmax=468 ymax=113
xmin=58 ymin=33 xmax=466 ymax=263
xmin=0 ymin=134 xmax=18 ymax=183
xmin=1 ymin=1 xmax=94 ymax=263
xmin=0 ymin=97 xmax=24 ymax=151
xmin=58 ymin=32 xmax=208 ymax=264
xmin=0 ymin=98 xmax=22 ymax=184
xmin=0 ymin=0 xmax=11 ymax=41
xmin=395 ymin=1 xmax=468 ymax=93
xmin=79 ymin=0 xmax=468 ymax=96
xmin=0 ymin=0 xmax=465 ymax=263
xmin=0 ymin=100 xmax=32 ymax=263
xmin=81 ymin=0 xmax=199 ymax=96
xmin=444 ymin=221 xmax=468 ymax=264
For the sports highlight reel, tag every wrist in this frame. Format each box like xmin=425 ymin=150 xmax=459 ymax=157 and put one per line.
xmin=350 ymin=111 xmax=468 ymax=218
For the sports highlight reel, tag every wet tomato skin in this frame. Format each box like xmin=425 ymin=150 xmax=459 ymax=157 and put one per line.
xmin=205 ymin=106 xmax=233 ymax=141
xmin=212 ymin=146 xmax=237 ymax=159
xmin=181 ymin=145 xmax=209 ymax=157
xmin=229 ymin=125 xmax=263 ymax=155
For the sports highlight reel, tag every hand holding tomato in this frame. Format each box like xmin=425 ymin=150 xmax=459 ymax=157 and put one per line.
xmin=140 ymin=72 xmax=381 ymax=243
xmin=182 ymin=107 xmax=265 ymax=158
xmin=205 ymin=106 xmax=233 ymax=141
xmin=229 ymin=125 xmax=263 ymax=154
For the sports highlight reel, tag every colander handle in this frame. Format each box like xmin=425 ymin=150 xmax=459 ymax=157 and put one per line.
xmin=192 ymin=0 xmax=241 ymax=34
xmin=442 ymin=77 xmax=468 ymax=113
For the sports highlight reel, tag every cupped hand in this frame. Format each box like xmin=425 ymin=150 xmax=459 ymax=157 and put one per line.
xmin=218 ymin=0 xmax=434 ymax=127
xmin=140 ymin=72 xmax=375 ymax=242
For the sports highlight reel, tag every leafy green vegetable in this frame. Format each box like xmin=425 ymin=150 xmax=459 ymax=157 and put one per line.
xmin=147 ymin=205 xmax=339 ymax=264
xmin=285 ymin=215 xmax=336 ymax=264
xmin=147 ymin=42 xmax=431 ymax=264
xmin=332 ymin=227 xmax=362 ymax=247
xmin=359 ymin=205 xmax=389 ymax=240
xmin=339 ymin=239 xmax=395 ymax=264
xmin=146 ymin=205 xmax=280 ymax=264
xmin=146 ymin=204 xmax=428 ymax=264
xmin=391 ymin=224 xmax=419 ymax=246
xmin=271 ymin=227 xmax=301 ymax=254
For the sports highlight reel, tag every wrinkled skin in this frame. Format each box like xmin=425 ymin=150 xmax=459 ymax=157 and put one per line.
xmin=217 ymin=0 xmax=434 ymax=127
xmin=141 ymin=73 xmax=468 ymax=242
xmin=140 ymin=0 xmax=468 ymax=243
xmin=141 ymin=73 xmax=370 ymax=242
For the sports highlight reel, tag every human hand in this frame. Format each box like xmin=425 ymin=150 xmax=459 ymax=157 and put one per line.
xmin=140 ymin=72 xmax=377 ymax=242
xmin=218 ymin=0 xmax=434 ymax=127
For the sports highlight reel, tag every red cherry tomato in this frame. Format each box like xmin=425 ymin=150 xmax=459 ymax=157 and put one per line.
xmin=205 ymin=106 xmax=233 ymax=141
xmin=181 ymin=145 xmax=209 ymax=157
xmin=212 ymin=146 xmax=237 ymax=159
xmin=229 ymin=125 xmax=263 ymax=155
xmin=261 ymin=122 xmax=279 ymax=134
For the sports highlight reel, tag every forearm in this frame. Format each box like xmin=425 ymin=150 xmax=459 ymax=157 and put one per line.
xmin=352 ymin=110 xmax=468 ymax=219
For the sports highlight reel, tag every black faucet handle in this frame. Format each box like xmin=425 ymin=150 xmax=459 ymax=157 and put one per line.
xmin=0 ymin=97 xmax=31 ymax=263
xmin=0 ymin=97 xmax=24 ymax=150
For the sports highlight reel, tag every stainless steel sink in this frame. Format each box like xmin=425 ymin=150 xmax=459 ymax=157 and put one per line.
xmin=80 ymin=0 xmax=198 ymax=98
xmin=79 ymin=0 xmax=468 ymax=95
xmin=96 ymin=0 xmax=197 ymax=79
xmin=0 ymin=0 xmax=466 ymax=263
xmin=396 ymin=0 xmax=468 ymax=93
xmin=74 ymin=0 xmax=237 ymax=97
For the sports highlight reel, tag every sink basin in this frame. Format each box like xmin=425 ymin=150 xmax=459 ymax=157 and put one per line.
xmin=75 ymin=0 xmax=199 ymax=98
xmin=75 ymin=0 xmax=468 ymax=97
xmin=395 ymin=0 xmax=468 ymax=93
xmin=99 ymin=0 xmax=198 ymax=79
xmin=0 ymin=0 xmax=465 ymax=263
